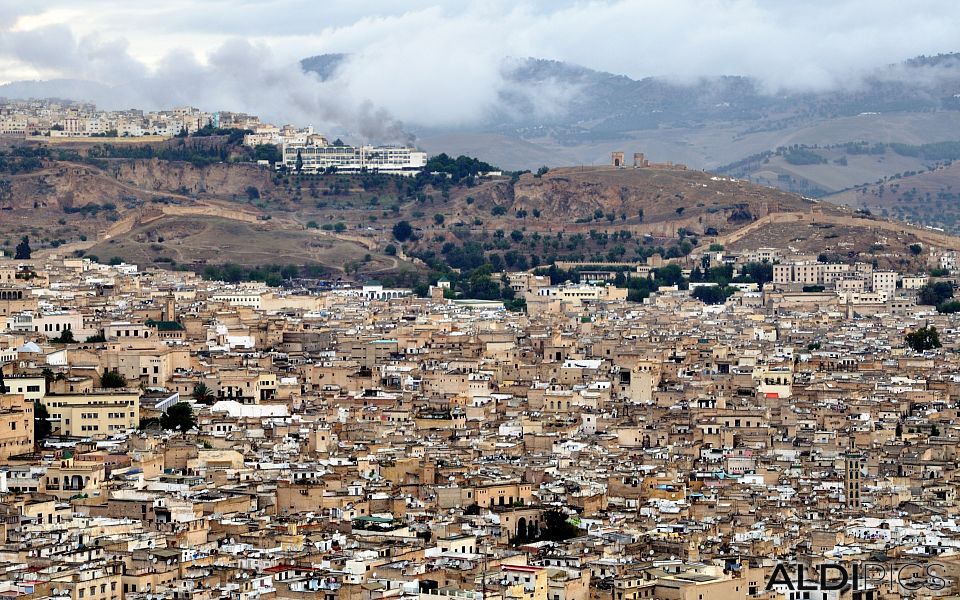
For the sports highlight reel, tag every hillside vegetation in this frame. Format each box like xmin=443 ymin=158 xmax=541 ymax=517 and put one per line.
xmin=1 ymin=138 xmax=950 ymax=296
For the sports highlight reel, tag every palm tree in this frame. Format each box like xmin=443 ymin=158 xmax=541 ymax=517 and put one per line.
xmin=192 ymin=383 xmax=215 ymax=405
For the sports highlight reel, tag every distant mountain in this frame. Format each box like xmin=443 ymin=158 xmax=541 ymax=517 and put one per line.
xmin=300 ymin=54 xmax=348 ymax=81
xmin=301 ymin=52 xmax=960 ymax=137
xmin=0 ymin=78 xmax=115 ymax=105
xmin=299 ymin=52 xmax=960 ymax=173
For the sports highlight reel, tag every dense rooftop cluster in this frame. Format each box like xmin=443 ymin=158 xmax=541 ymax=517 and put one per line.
xmin=1 ymin=247 xmax=960 ymax=599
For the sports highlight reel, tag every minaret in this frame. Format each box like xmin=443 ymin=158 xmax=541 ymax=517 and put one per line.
xmin=163 ymin=294 xmax=176 ymax=322
xmin=844 ymin=437 xmax=864 ymax=510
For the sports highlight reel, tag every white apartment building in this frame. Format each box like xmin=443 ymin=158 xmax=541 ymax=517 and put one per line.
xmin=872 ymin=271 xmax=897 ymax=300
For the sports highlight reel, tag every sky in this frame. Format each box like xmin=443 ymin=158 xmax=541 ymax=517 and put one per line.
xmin=2 ymin=0 xmax=960 ymax=138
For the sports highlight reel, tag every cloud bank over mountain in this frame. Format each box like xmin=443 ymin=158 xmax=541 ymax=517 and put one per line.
xmin=3 ymin=1 xmax=960 ymax=140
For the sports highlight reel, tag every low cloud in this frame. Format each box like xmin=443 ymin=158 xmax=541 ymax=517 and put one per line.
xmin=1 ymin=0 xmax=960 ymax=138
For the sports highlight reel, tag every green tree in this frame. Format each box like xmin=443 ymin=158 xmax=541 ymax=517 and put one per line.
xmin=741 ymin=262 xmax=774 ymax=285
xmin=51 ymin=329 xmax=76 ymax=344
xmin=191 ymin=383 xmax=215 ymax=405
xmin=14 ymin=236 xmax=31 ymax=259
xmin=101 ymin=370 xmax=128 ymax=388
xmin=655 ymin=264 xmax=685 ymax=287
xmin=34 ymin=400 xmax=52 ymax=442
xmin=692 ymin=285 xmax=732 ymax=304
xmin=392 ymin=220 xmax=414 ymax=242
xmin=538 ymin=509 xmax=579 ymax=542
xmin=937 ymin=301 xmax=960 ymax=314
xmin=906 ymin=325 xmax=942 ymax=352
xmin=295 ymin=149 xmax=303 ymax=172
xmin=253 ymin=144 xmax=281 ymax=163
xmin=433 ymin=213 xmax=445 ymax=225
xmin=160 ymin=402 xmax=197 ymax=432
xmin=918 ymin=282 xmax=954 ymax=306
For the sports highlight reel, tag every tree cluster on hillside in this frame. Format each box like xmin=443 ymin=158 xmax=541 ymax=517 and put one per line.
xmin=781 ymin=146 xmax=828 ymax=165
xmin=0 ymin=146 xmax=48 ymax=174
xmin=14 ymin=236 xmax=31 ymax=259
xmin=420 ymin=153 xmax=497 ymax=185
xmin=86 ymin=130 xmax=251 ymax=166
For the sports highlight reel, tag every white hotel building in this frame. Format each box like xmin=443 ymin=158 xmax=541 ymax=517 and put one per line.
xmin=281 ymin=137 xmax=427 ymax=175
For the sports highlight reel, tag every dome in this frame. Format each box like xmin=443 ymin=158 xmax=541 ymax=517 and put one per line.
xmin=16 ymin=341 xmax=42 ymax=354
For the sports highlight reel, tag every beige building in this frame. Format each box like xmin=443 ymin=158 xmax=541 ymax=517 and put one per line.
xmin=0 ymin=392 xmax=34 ymax=459
xmin=42 ymin=392 xmax=140 ymax=438
xmin=102 ymin=345 xmax=190 ymax=387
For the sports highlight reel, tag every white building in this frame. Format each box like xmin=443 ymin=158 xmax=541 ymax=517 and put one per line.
xmin=282 ymin=137 xmax=427 ymax=175
xmin=337 ymin=282 xmax=412 ymax=301
xmin=6 ymin=311 xmax=89 ymax=338
xmin=871 ymin=271 xmax=897 ymax=300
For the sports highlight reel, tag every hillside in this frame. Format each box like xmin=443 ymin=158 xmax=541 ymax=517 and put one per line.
xmin=716 ymin=139 xmax=960 ymax=197
xmin=2 ymin=143 xmax=953 ymax=284
xmin=827 ymin=161 xmax=960 ymax=233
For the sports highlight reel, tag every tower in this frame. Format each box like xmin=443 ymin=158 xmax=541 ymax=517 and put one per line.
xmin=844 ymin=444 xmax=864 ymax=510
xmin=611 ymin=151 xmax=624 ymax=168
xmin=633 ymin=152 xmax=646 ymax=168
xmin=163 ymin=294 xmax=176 ymax=322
